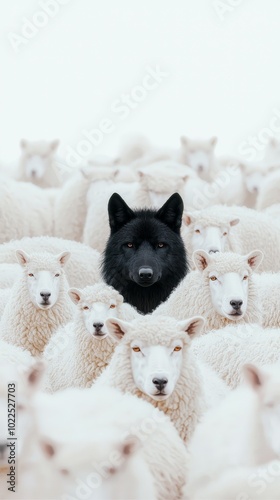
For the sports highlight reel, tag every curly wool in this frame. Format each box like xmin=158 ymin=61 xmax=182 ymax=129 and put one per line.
xmin=154 ymin=252 xmax=261 ymax=332
xmin=0 ymin=236 xmax=101 ymax=288
xmin=192 ymin=323 xmax=280 ymax=389
xmin=95 ymin=315 xmax=226 ymax=443
xmin=183 ymin=204 xmax=280 ymax=272
xmin=253 ymin=272 xmax=280 ymax=328
xmin=44 ymin=283 xmax=138 ymax=391
xmin=0 ymin=253 xmax=74 ymax=356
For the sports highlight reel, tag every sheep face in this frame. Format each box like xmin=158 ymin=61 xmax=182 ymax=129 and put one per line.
xmin=193 ymin=250 xmax=263 ymax=321
xmin=20 ymin=139 xmax=59 ymax=181
xmin=138 ymin=169 xmax=187 ymax=207
xmin=180 ymin=137 xmax=217 ymax=179
xmin=106 ymin=315 xmax=204 ymax=401
xmin=68 ymin=286 xmax=123 ymax=338
xmin=16 ymin=250 xmax=71 ymax=310
xmin=184 ymin=213 xmax=239 ymax=254
xmin=244 ymin=364 xmax=280 ymax=457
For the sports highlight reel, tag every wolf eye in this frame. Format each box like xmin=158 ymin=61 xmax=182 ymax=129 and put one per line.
xmin=157 ymin=242 xmax=166 ymax=248
xmin=110 ymin=304 xmax=116 ymax=309
xmin=195 ymin=229 xmax=200 ymax=234
xmin=210 ymin=276 xmax=217 ymax=281
xmin=243 ymin=275 xmax=248 ymax=280
xmin=28 ymin=273 xmax=34 ymax=277
xmin=173 ymin=346 xmax=182 ymax=352
xmin=132 ymin=346 xmax=141 ymax=352
xmin=127 ymin=243 xmax=134 ymax=248
xmin=83 ymin=306 xmax=89 ymax=310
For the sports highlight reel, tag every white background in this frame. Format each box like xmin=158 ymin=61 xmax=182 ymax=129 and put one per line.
xmin=1 ymin=0 xmax=280 ymax=163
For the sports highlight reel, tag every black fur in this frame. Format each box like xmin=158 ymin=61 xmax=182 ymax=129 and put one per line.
xmin=102 ymin=193 xmax=188 ymax=314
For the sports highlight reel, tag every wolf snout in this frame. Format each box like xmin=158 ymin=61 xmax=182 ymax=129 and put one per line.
xmin=139 ymin=267 xmax=153 ymax=281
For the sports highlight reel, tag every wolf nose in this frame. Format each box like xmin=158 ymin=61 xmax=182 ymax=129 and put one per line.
xmin=93 ymin=323 xmax=104 ymax=332
xmin=40 ymin=291 xmax=51 ymax=301
xmin=0 ymin=443 xmax=6 ymax=456
xmin=139 ymin=267 xmax=153 ymax=280
xmin=152 ymin=377 xmax=168 ymax=391
xmin=230 ymin=300 xmax=243 ymax=310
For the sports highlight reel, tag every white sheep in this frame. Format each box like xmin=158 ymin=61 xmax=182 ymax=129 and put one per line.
xmin=186 ymin=363 xmax=280 ymax=498
xmin=0 ymin=175 xmax=54 ymax=243
xmin=36 ymin=384 xmax=188 ymax=500
xmin=0 ymin=339 xmax=33 ymax=367
xmin=53 ymin=169 xmax=92 ymax=241
xmin=182 ymin=204 xmax=280 ymax=272
xmin=0 ymin=361 xmax=58 ymax=500
xmin=0 ymin=263 xmax=21 ymax=288
xmin=191 ymin=461 xmax=280 ymax=500
xmin=257 ymin=169 xmax=280 ymax=210
xmin=0 ymin=250 xmax=74 ymax=356
xmin=44 ymin=283 xmax=138 ymax=391
xmin=0 ymin=236 xmax=101 ymax=288
xmin=192 ymin=323 xmax=280 ymax=389
xmin=154 ymin=250 xmax=263 ymax=333
xmin=95 ymin=315 xmax=229 ymax=443
xmin=17 ymin=139 xmax=63 ymax=188
xmin=0 ymin=288 xmax=11 ymax=316
xmin=180 ymin=136 xmax=218 ymax=181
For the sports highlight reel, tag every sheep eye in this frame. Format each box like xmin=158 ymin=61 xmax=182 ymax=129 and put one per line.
xmin=28 ymin=273 xmax=34 ymax=277
xmin=110 ymin=304 xmax=116 ymax=309
xmin=54 ymin=273 xmax=60 ymax=277
xmin=173 ymin=346 xmax=182 ymax=352
xmin=210 ymin=276 xmax=217 ymax=281
xmin=83 ymin=306 xmax=89 ymax=310
xmin=132 ymin=346 xmax=141 ymax=352
xmin=243 ymin=275 xmax=248 ymax=281
xmin=195 ymin=229 xmax=200 ymax=234
xmin=223 ymin=232 xmax=228 ymax=236
xmin=157 ymin=242 xmax=165 ymax=248
xmin=127 ymin=243 xmax=134 ymax=248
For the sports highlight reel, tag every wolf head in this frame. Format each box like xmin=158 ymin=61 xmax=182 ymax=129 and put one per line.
xmin=102 ymin=193 xmax=188 ymax=314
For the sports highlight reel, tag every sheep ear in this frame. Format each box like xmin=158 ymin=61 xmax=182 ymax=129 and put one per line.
xmin=183 ymin=212 xmax=194 ymax=226
xmin=243 ymin=364 xmax=265 ymax=389
xmin=50 ymin=139 xmax=59 ymax=152
xmin=209 ymin=136 xmax=217 ymax=148
xmin=192 ymin=250 xmax=211 ymax=271
xmin=105 ymin=318 xmax=130 ymax=341
xmin=156 ymin=193 xmax=184 ymax=233
xmin=178 ymin=316 xmax=205 ymax=339
xmin=68 ymin=288 xmax=82 ymax=304
xmin=16 ymin=249 xmax=30 ymax=266
xmin=57 ymin=251 xmax=71 ymax=267
xmin=108 ymin=193 xmax=135 ymax=233
xmin=26 ymin=361 xmax=45 ymax=387
xmin=245 ymin=250 xmax=263 ymax=271
xmin=20 ymin=139 xmax=28 ymax=149
xmin=230 ymin=218 xmax=240 ymax=227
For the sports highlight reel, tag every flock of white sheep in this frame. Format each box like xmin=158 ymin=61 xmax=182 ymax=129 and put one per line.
xmin=1 ymin=135 xmax=280 ymax=499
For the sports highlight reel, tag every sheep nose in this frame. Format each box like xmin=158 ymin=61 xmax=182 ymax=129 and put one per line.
xmin=0 ymin=443 xmax=6 ymax=456
xmin=139 ymin=267 xmax=153 ymax=280
xmin=198 ymin=164 xmax=204 ymax=172
xmin=31 ymin=170 xmax=36 ymax=177
xmin=230 ymin=300 xmax=243 ymax=310
xmin=152 ymin=377 xmax=168 ymax=391
xmin=40 ymin=291 xmax=51 ymax=301
xmin=208 ymin=249 xmax=219 ymax=254
xmin=93 ymin=323 xmax=104 ymax=332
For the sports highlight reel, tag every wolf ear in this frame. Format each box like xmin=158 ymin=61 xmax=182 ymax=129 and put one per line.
xmin=108 ymin=193 xmax=135 ymax=233
xmin=156 ymin=193 xmax=184 ymax=233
